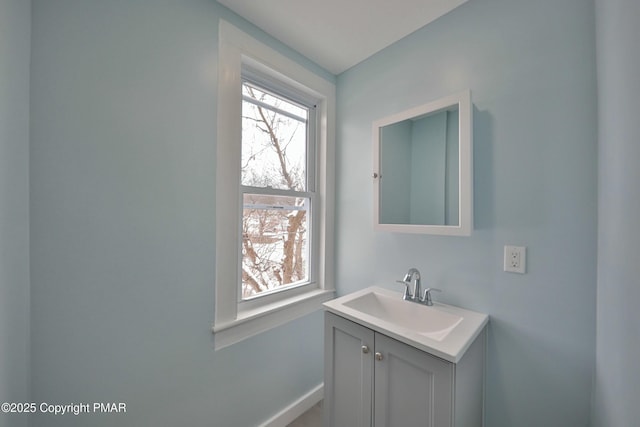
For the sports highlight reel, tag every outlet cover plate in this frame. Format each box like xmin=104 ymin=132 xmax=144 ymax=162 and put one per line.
xmin=504 ymin=245 xmax=526 ymax=274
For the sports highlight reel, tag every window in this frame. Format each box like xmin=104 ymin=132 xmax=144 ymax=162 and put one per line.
xmin=240 ymin=74 xmax=315 ymax=302
xmin=213 ymin=21 xmax=335 ymax=350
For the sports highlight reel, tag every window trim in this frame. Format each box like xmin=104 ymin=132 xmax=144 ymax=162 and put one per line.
xmin=213 ymin=20 xmax=335 ymax=350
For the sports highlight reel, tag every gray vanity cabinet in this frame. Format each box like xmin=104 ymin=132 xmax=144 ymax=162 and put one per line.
xmin=324 ymin=312 xmax=485 ymax=427
xmin=374 ymin=332 xmax=453 ymax=426
xmin=323 ymin=312 xmax=374 ymax=427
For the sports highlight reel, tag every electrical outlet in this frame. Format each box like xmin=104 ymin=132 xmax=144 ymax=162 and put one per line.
xmin=504 ymin=245 xmax=526 ymax=274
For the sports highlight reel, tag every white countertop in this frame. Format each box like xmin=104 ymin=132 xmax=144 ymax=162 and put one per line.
xmin=323 ymin=286 xmax=489 ymax=363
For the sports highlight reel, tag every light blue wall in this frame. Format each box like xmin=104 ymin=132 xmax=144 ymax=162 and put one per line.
xmin=0 ymin=1 xmax=31 ymax=426
xmin=336 ymin=0 xmax=597 ymax=425
xmin=29 ymin=1 xmax=331 ymax=426
xmin=593 ymin=0 xmax=640 ymax=425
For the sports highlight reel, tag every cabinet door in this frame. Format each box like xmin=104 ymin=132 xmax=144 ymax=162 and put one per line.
xmin=324 ymin=312 xmax=375 ymax=427
xmin=374 ymin=333 xmax=454 ymax=427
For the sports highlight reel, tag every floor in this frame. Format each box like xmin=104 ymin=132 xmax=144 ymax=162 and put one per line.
xmin=286 ymin=401 xmax=322 ymax=427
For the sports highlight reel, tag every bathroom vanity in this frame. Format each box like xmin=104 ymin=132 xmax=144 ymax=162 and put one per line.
xmin=323 ymin=287 xmax=488 ymax=427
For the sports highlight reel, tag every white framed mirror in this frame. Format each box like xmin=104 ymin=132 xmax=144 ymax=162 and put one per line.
xmin=372 ymin=90 xmax=473 ymax=236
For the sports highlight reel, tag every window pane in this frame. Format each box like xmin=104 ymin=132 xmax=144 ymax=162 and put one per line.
xmin=241 ymin=193 xmax=310 ymax=299
xmin=242 ymin=82 xmax=308 ymax=119
xmin=241 ymin=83 xmax=308 ymax=191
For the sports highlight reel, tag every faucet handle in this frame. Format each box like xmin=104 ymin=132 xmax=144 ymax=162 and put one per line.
xmin=395 ymin=280 xmax=412 ymax=300
xmin=421 ymin=288 xmax=441 ymax=306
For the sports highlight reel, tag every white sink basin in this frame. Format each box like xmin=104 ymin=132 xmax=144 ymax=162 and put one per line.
xmin=343 ymin=291 xmax=463 ymax=341
xmin=324 ymin=286 xmax=488 ymax=362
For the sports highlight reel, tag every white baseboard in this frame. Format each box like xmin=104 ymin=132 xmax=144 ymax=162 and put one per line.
xmin=259 ymin=383 xmax=323 ymax=427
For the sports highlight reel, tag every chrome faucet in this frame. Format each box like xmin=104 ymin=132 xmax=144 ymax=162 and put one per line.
xmin=421 ymin=288 xmax=441 ymax=306
xmin=396 ymin=268 xmax=421 ymax=301
xmin=396 ymin=268 xmax=441 ymax=305
xmin=404 ymin=268 xmax=421 ymax=301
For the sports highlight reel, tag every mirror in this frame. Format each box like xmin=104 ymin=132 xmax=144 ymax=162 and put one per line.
xmin=373 ymin=90 xmax=473 ymax=235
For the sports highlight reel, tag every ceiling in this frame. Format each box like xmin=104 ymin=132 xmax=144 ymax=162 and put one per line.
xmin=217 ymin=0 xmax=469 ymax=75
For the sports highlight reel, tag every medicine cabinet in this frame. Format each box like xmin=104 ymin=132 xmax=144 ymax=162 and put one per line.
xmin=372 ymin=90 xmax=473 ymax=236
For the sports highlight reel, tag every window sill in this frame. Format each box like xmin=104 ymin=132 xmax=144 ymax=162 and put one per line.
xmin=212 ymin=289 xmax=335 ymax=350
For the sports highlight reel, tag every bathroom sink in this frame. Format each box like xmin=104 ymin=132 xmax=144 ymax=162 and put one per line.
xmin=342 ymin=290 xmax=463 ymax=341
xmin=323 ymin=286 xmax=488 ymax=362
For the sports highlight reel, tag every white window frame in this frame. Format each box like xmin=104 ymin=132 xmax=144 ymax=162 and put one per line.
xmin=239 ymin=71 xmax=317 ymax=307
xmin=213 ymin=20 xmax=335 ymax=350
